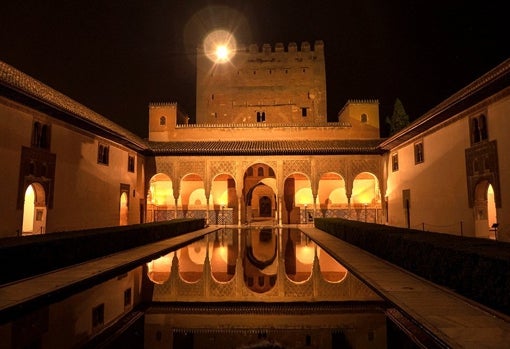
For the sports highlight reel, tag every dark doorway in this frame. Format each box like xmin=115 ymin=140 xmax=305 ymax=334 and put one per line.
xmin=259 ymin=196 xmax=272 ymax=217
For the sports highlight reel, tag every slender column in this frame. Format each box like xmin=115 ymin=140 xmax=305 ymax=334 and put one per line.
xmin=278 ymin=196 xmax=283 ymax=226
xmin=238 ymin=196 xmax=242 ymax=226
xmin=206 ymin=196 xmax=210 ymax=225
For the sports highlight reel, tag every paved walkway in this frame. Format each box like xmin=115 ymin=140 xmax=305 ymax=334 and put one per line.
xmin=301 ymin=226 xmax=510 ymax=349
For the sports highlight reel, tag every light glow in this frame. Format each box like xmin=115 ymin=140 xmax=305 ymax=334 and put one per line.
xmin=203 ymin=29 xmax=237 ymax=63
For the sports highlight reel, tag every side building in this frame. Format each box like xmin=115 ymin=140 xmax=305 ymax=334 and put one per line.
xmin=0 ymin=61 xmax=149 ymax=237
xmin=380 ymin=57 xmax=510 ymax=240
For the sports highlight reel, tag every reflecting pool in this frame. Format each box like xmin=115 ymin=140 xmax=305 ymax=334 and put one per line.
xmin=144 ymin=227 xmax=387 ymax=349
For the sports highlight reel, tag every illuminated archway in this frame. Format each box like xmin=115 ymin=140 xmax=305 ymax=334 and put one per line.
xmin=318 ymin=172 xmax=347 ymax=217
xmin=243 ymin=163 xmax=276 ymax=224
xmin=22 ymin=183 xmax=46 ymax=235
xmin=352 ymin=172 xmax=381 ymax=223
xmin=474 ymin=180 xmax=497 ymax=239
xmin=180 ymin=174 xmax=206 ymax=219
xmin=147 ymin=173 xmax=174 ymax=222
xmin=211 ymin=173 xmax=237 ymax=225
xmin=119 ymin=192 xmax=128 ymax=226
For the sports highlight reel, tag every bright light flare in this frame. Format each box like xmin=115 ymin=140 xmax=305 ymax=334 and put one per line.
xmin=203 ymin=29 xmax=237 ymax=63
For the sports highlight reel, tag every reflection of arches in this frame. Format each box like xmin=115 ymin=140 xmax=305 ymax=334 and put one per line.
xmin=22 ymin=183 xmax=47 ymax=235
xmin=147 ymin=252 xmax=173 ymax=284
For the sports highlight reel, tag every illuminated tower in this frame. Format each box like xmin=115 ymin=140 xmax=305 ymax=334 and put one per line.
xmin=196 ymin=40 xmax=327 ymax=124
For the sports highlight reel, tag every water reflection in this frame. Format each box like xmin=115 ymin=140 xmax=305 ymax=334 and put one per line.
xmin=146 ymin=227 xmax=348 ymax=293
xmin=144 ymin=228 xmax=387 ymax=349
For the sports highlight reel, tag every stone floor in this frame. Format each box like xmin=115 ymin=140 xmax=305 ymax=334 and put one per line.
xmin=301 ymin=226 xmax=510 ymax=349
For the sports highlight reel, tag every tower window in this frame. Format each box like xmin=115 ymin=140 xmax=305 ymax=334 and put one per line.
xmin=302 ymin=108 xmax=308 ymax=117
xmin=159 ymin=116 xmax=166 ymax=126
xmin=361 ymin=113 xmax=368 ymax=123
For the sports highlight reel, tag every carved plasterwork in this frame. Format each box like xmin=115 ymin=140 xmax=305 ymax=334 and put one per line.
xmin=210 ymin=160 xmax=236 ymax=179
xmin=178 ymin=160 xmax=206 ymax=179
xmin=283 ymin=159 xmax=311 ymax=178
xmin=316 ymin=158 xmax=346 ymax=178
xmin=154 ymin=158 xmax=174 ymax=179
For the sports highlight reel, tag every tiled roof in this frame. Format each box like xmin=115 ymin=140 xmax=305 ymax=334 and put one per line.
xmin=148 ymin=139 xmax=384 ymax=155
xmin=0 ymin=60 xmax=149 ymax=152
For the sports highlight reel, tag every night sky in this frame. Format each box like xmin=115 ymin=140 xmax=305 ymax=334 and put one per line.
xmin=1 ymin=1 xmax=508 ymax=138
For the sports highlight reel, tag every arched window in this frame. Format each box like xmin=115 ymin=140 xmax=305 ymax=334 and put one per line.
xmin=471 ymin=114 xmax=488 ymax=144
xmin=361 ymin=113 xmax=368 ymax=123
xmin=257 ymin=167 xmax=264 ymax=177
xmin=160 ymin=116 xmax=166 ymax=126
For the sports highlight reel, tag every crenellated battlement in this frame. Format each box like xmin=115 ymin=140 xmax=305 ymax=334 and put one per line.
xmin=236 ymin=40 xmax=324 ymax=54
xmin=346 ymin=99 xmax=379 ymax=104
xmin=149 ymin=102 xmax=178 ymax=108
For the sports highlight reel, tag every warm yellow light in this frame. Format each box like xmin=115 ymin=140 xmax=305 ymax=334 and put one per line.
xmin=215 ymin=45 xmax=229 ymax=62
xmin=203 ymin=29 xmax=236 ymax=63
xmin=147 ymin=252 xmax=173 ymax=284
xmin=296 ymin=245 xmax=315 ymax=264
xmin=22 ymin=184 xmax=35 ymax=233
xmin=218 ymin=245 xmax=228 ymax=263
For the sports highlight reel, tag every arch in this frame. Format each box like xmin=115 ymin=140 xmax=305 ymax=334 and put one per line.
xmin=119 ymin=192 xmax=128 ymax=226
xmin=318 ymin=172 xmax=347 ymax=211
xmin=147 ymin=173 xmax=174 ymax=222
xmin=352 ymin=172 xmax=381 ymax=223
xmin=283 ymin=172 xmax=312 ymax=224
xmin=211 ymin=173 xmax=237 ymax=225
xmin=474 ymin=180 xmax=497 ymax=239
xmin=180 ymin=173 xmax=206 ymax=217
xmin=243 ymin=163 xmax=277 ymax=223
xmin=22 ymin=183 xmax=47 ymax=235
